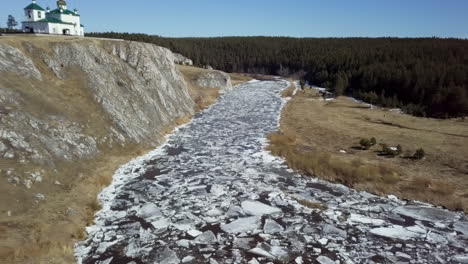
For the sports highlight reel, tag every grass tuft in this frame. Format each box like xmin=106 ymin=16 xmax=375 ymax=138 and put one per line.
xmin=295 ymin=198 xmax=328 ymax=211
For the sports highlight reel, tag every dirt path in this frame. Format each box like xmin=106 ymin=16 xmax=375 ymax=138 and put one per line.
xmin=76 ymin=80 xmax=468 ymax=264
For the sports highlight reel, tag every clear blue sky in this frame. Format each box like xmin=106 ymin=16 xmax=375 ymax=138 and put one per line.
xmin=2 ymin=0 xmax=468 ymax=38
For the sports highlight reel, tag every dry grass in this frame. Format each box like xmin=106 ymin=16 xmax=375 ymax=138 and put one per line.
xmin=177 ymin=65 xmax=221 ymax=112
xmin=271 ymin=86 xmax=468 ymax=212
xmin=229 ymin=72 xmax=253 ymax=86
xmin=281 ymin=82 xmax=296 ymax=98
xmin=294 ymin=198 xmax=328 ymax=211
xmin=0 ymin=144 xmax=152 ymax=264
xmin=268 ymin=132 xmax=400 ymax=188
xmin=177 ymin=65 xmax=252 ymax=112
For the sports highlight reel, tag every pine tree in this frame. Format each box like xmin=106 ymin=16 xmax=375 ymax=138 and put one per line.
xmin=7 ymin=15 xmax=18 ymax=30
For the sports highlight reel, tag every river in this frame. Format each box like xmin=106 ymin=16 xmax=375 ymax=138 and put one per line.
xmin=76 ymin=80 xmax=468 ymax=264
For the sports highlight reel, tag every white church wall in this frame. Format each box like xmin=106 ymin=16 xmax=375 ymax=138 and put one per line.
xmin=25 ymin=9 xmax=45 ymax=22
xmin=60 ymin=15 xmax=80 ymax=24
xmin=49 ymin=23 xmax=75 ymax=35
xmin=23 ymin=21 xmax=49 ymax=34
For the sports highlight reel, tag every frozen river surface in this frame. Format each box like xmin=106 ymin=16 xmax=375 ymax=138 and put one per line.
xmin=76 ymin=80 xmax=468 ymax=264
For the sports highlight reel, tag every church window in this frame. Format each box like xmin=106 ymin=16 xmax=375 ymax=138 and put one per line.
xmin=28 ymin=11 xmax=32 ymax=18
xmin=38 ymin=11 xmax=42 ymax=18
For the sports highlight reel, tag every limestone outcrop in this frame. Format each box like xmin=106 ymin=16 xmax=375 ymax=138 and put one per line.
xmin=0 ymin=38 xmax=196 ymax=193
xmin=173 ymin=53 xmax=193 ymax=66
xmin=195 ymin=70 xmax=233 ymax=93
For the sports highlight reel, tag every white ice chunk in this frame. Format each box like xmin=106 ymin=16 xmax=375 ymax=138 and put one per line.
xmin=453 ymin=255 xmax=468 ymax=264
xmin=187 ymin=229 xmax=203 ymax=238
xmin=248 ymin=247 xmax=275 ymax=259
xmin=194 ymin=231 xmax=217 ymax=245
xmin=221 ymin=216 xmax=261 ymax=234
xmin=210 ymin=184 xmax=226 ymax=196
xmin=206 ymin=208 xmax=224 ymax=217
xmin=454 ymin=222 xmax=468 ymax=236
xmin=152 ymin=218 xmax=170 ymax=230
xmin=348 ymin=214 xmax=386 ymax=226
xmin=264 ymin=219 xmax=284 ymax=234
xmin=156 ymin=247 xmax=180 ymax=264
xmin=318 ymin=238 xmax=328 ymax=245
xmin=248 ymin=258 xmax=261 ymax=264
xmin=393 ymin=206 xmax=458 ymax=222
xmin=370 ymin=226 xmax=424 ymax=240
xmin=137 ymin=203 xmax=162 ymax=220
xmin=316 ymin=256 xmax=335 ymax=264
xmin=295 ymin=256 xmax=304 ymax=264
xmin=182 ymin=256 xmax=194 ymax=263
xmin=177 ymin=239 xmax=190 ymax=248
xmin=241 ymin=200 xmax=282 ymax=216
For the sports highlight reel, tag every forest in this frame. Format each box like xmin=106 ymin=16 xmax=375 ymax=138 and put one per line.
xmin=86 ymin=32 xmax=468 ymax=118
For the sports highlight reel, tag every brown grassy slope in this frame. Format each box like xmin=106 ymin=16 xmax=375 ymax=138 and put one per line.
xmin=270 ymin=85 xmax=468 ymax=212
xmin=0 ymin=36 xmax=234 ymax=264
xmin=229 ymin=72 xmax=253 ymax=86
xmin=280 ymin=81 xmax=297 ymax=97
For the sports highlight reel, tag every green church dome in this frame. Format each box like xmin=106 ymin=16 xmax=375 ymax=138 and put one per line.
xmin=57 ymin=0 xmax=67 ymax=7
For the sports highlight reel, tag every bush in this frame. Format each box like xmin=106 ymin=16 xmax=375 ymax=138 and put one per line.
xmin=359 ymin=138 xmax=372 ymax=150
xmin=299 ymin=80 xmax=306 ymax=89
xmin=413 ymin=148 xmax=425 ymax=160
xmin=360 ymin=137 xmax=377 ymax=150
xmin=380 ymin=143 xmax=401 ymax=157
xmin=396 ymin=145 xmax=403 ymax=155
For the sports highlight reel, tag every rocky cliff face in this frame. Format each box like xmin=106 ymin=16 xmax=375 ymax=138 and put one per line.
xmin=0 ymin=37 xmax=239 ymax=263
xmin=195 ymin=70 xmax=233 ymax=93
xmin=173 ymin=53 xmax=193 ymax=66
xmin=0 ymin=37 xmax=195 ymax=206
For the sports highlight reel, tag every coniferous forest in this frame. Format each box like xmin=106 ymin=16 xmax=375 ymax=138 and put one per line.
xmin=87 ymin=32 xmax=468 ymax=118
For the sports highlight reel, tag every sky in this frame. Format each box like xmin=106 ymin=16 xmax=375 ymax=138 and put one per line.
xmin=1 ymin=0 xmax=468 ymax=38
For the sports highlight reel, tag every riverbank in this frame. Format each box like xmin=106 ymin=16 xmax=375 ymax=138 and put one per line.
xmin=270 ymin=83 xmax=468 ymax=212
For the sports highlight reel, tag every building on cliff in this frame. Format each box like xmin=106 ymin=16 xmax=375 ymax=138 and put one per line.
xmin=21 ymin=0 xmax=84 ymax=36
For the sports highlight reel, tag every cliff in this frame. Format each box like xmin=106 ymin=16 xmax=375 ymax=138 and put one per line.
xmin=0 ymin=36 xmax=232 ymax=263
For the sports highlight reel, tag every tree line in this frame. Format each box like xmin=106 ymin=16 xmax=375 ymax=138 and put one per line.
xmin=86 ymin=32 xmax=468 ymax=118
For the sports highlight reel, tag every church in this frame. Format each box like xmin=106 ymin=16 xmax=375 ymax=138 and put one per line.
xmin=22 ymin=0 xmax=84 ymax=36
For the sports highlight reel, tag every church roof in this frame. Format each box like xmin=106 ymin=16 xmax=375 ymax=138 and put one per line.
xmin=36 ymin=17 xmax=74 ymax=25
xmin=25 ymin=3 xmax=45 ymax=11
xmin=49 ymin=8 xmax=80 ymax=16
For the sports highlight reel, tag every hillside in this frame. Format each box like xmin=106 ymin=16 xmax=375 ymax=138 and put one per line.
xmin=0 ymin=35 xmax=239 ymax=263
xmin=87 ymin=33 xmax=468 ymax=118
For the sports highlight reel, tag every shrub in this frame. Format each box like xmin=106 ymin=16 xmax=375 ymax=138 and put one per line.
xmin=359 ymin=138 xmax=372 ymax=150
xmin=370 ymin=137 xmax=377 ymax=146
xmin=396 ymin=145 xmax=403 ymax=155
xmin=299 ymin=80 xmax=306 ymax=89
xmin=380 ymin=143 xmax=400 ymax=157
xmin=413 ymin=148 xmax=425 ymax=160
